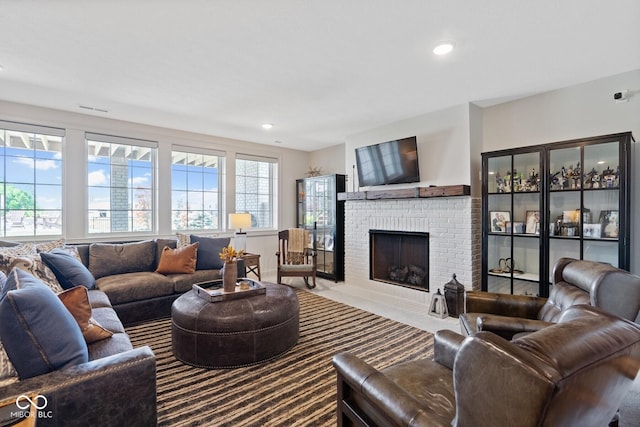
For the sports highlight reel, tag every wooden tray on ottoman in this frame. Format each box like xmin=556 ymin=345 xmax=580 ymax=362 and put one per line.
xmin=192 ymin=278 xmax=266 ymax=303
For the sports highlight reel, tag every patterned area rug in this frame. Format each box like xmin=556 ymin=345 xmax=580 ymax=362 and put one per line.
xmin=127 ymin=289 xmax=434 ymax=426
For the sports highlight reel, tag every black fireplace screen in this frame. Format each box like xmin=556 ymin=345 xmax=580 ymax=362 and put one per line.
xmin=369 ymin=230 xmax=429 ymax=291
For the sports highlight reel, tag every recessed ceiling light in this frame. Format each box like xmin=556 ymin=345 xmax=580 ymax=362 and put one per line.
xmin=262 ymin=123 xmax=273 ymax=130
xmin=433 ymin=41 xmax=455 ymax=56
xmin=274 ymin=140 xmax=283 ymax=144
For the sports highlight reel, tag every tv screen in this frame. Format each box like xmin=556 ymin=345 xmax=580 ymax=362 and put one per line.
xmin=355 ymin=136 xmax=420 ymax=186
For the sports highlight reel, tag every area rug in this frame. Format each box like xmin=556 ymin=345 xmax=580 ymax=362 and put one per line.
xmin=127 ymin=290 xmax=434 ymax=426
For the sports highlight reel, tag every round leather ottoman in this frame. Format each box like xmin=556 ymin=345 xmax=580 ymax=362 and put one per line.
xmin=171 ymin=282 xmax=299 ymax=368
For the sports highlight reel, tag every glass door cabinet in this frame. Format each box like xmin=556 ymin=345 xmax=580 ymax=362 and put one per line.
xmin=482 ymin=132 xmax=632 ymax=297
xmin=296 ymin=174 xmax=346 ymax=281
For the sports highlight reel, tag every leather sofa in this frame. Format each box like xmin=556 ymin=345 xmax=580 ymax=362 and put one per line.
xmin=73 ymin=238 xmax=244 ymax=326
xmin=333 ymin=305 xmax=640 ymax=427
xmin=460 ymin=258 xmax=640 ymax=339
xmin=0 ymin=282 xmax=156 ymax=427
xmin=0 ymin=236 xmax=245 ymax=426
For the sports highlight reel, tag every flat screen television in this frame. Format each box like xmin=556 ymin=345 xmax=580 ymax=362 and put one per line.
xmin=355 ymin=136 xmax=420 ymax=186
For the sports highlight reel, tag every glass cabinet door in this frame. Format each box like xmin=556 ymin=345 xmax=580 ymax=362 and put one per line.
xmin=485 ymin=151 xmax=542 ymax=296
xmin=548 ymin=146 xmax=582 ymax=282
xmin=582 ymin=141 xmax=621 ymax=266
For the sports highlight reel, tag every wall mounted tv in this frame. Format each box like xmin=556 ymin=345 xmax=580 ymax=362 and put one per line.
xmin=355 ymin=136 xmax=420 ymax=186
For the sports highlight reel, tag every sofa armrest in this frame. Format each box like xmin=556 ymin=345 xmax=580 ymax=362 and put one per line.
xmin=465 ymin=291 xmax=546 ymax=319
xmin=476 ymin=314 xmax=555 ymax=338
xmin=332 ymin=352 xmax=450 ymax=427
xmin=0 ymin=346 xmax=156 ymax=427
xmin=433 ymin=330 xmax=465 ymax=370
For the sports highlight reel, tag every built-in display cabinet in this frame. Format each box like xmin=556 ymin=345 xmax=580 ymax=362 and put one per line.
xmin=482 ymin=132 xmax=633 ymax=297
xmin=296 ymin=174 xmax=346 ymax=281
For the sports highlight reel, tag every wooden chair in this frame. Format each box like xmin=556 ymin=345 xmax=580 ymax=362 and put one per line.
xmin=276 ymin=229 xmax=317 ymax=289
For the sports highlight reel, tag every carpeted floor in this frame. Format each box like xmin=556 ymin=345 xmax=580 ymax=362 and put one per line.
xmin=127 ymin=289 xmax=434 ymax=426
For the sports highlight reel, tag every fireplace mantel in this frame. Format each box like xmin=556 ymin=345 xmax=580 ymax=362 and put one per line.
xmin=338 ymin=184 xmax=470 ymax=201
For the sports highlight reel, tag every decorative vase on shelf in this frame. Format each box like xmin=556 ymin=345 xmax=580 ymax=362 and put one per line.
xmin=223 ymin=262 xmax=237 ymax=293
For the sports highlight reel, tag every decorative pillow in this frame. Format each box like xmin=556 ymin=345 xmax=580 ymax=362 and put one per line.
xmin=41 ymin=249 xmax=96 ymax=290
xmin=0 ymin=269 xmax=88 ymax=379
xmin=0 ymin=243 xmax=36 ymax=273
xmin=190 ymin=235 xmax=230 ymax=270
xmin=8 ymin=255 xmax=63 ymax=293
xmin=155 ymin=242 xmax=199 ymax=275
xmin=35 ymin=238 xmax=66 ymax=253
xmin=0 ymin=340 xmax=18 ymax=386
xmin=89 ymin=240 xmax=156 ymax=279
xmin=57 ymin=286 xmax=113 ymax=344
xmin=176 ymin=232 xmax=191 ymax=248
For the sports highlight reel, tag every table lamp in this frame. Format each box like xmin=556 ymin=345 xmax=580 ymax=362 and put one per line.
xmin=229 ymin=213 xmax=252 ymax=251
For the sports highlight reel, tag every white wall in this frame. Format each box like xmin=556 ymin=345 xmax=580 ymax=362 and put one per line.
xmin=345 ymin=104 xmax=478 ymax=191
xmin=308 ymin=144 xmax=346 ymax=176
xmin=482 ymin=69 xmax=640 ymax=273
xmin=0 ymin=100 xmax=310 ymax=272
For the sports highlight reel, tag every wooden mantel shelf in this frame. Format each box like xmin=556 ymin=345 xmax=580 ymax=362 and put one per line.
xmin=337 ymin=184 xmax=470 ymax=201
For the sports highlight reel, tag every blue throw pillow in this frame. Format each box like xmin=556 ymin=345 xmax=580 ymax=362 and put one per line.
xmin=40 ymin=249 xmax=96 ymax=290
xmin=190 ymin=235 xmax=230 ymax=270
xmin=0 ymin=268 xmax=88 ymax=379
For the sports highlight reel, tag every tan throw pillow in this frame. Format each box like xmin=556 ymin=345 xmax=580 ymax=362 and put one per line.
xmin=57 ymin=286 xmax=113 ymax=344
xmin=155 ymin=242 xmax=199 ymax=275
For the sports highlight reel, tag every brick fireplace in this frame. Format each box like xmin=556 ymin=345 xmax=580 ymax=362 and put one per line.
xmin=344 ymin=193 xmax=481 ymax=305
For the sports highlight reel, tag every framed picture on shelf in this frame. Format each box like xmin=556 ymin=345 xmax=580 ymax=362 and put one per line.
xmin=583 ymin=223 xmax=601 ymax=238
xmin=513 ymin=221 xmax=525 ymax=234
xmin=599 ymin=210 xmax=619 ymax=238
xmin=525 ymin=211 xmax=540 ymax=234
xmin=490 ymin=211 xmax=510 ymax=233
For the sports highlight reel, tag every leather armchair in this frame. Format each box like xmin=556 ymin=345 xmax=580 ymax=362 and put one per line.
xmin=333 ymin=305 xmax=640 ymax=427
xmin=460 ymin=258 xmax=640 ymax=339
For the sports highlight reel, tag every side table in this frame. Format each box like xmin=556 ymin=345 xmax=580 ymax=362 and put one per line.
xmin=242 ymin=253 xmax=261 ymax=280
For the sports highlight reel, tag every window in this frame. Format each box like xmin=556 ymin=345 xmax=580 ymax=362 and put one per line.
xmin=235 ymin=155 xmax=278 ymax=229
xmin=86 ymin=133 xmax=157 ymax=234
xmin=0 ymin=121 xmax=64 ymax=237
xmin=171 ymin=148 xmax=224 ymax=231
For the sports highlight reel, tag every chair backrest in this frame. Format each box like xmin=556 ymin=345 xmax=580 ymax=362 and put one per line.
xmin=278 ymin=229 xmax=311 ymax=265
xmin=541 ymin=257 xmax=640 ymax=323
xmin=453 ymin=305 xmax=640 ymax=427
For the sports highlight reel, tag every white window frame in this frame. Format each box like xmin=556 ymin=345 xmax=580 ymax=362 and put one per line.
xmin=235 ymin=154 xmax=278 ymax=230
xmin=171 ymin=145 xmax=225 ymax=232
xmin=0 ymin=120 xmax=65 ymax=238
xmin=86 ymin=132 xmax=157 ymax=235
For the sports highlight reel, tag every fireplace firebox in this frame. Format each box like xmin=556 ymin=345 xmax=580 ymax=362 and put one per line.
xmin=369 ymin=230 xmax=429 ymax=291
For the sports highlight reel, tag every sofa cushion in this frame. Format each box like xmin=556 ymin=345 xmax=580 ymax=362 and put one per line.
xmin=176 ymin=232 xmax=190 ymax=248
xmin=168 ymin=269 xmax=223 ymax=293
xmin=87 ymin=332 xmax=133 ymax=362
xmin=89 ymin=240 xmax=156 ymax=279
xmin=41 ymin=249 xmax=96 ymax=290
xmin=87 ymin=289 xmax=112 ymax=309
xmin=95 ymin=272 xmax=175 ymax=305
xmin=91 ymin=306 xmax=127 ymax=334
xmin=155 ymin=242 xmax=198 ymax=275
xmin=57 ymin=286 xmax=113 ymax=344
xmin=190 ymin=235 xmax=229 ymax=270
xmin=0 ymin=268 xmax=88 ymax=379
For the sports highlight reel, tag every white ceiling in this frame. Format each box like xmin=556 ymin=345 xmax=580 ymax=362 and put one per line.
xmin=0 ymin=1 xmax=639 ymax=151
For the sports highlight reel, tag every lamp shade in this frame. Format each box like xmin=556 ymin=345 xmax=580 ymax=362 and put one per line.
xmin=229 ymin=213 xmax=252 ymax=231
